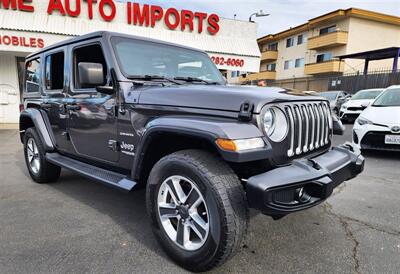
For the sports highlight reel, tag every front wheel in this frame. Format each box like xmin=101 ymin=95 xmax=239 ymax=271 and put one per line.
xmin=146 ymin=150 xmax=248 ymax=272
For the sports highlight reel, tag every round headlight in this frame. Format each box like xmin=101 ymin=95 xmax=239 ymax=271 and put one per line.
xmin=263 ymin=108 xmax=275 ymax=134
xmin=261 ymin=107 xmax=288 ymax=142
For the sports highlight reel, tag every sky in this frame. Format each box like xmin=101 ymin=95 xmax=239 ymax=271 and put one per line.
xmin=117 ymin=0 xmax=400 ymax=37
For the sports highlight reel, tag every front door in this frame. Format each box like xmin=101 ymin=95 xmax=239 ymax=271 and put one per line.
xmin=67 ymin=41 xmax=119 ymax=164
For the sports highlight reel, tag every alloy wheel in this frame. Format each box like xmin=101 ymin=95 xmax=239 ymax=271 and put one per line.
xmin=157 ymin=175 xmax=210 ymax=251
xmin=27 ymin=138 xmax=40 ymax=174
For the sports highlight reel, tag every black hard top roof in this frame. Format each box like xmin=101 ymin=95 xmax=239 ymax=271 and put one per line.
xmin=26 ymin=31 xmax=203 ymax=59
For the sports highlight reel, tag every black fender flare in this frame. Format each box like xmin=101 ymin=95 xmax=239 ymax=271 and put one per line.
xmin=131 ymin=116 xmax=270 ymax=180
xmin=19 ymin=108 xmax=55 ymax=151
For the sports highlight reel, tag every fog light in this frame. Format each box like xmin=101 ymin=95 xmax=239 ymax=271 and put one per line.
xmin=295 ymin=187 xmax=311 ymax=203
xmin=297 ymin=187 xmax=304 ymax=198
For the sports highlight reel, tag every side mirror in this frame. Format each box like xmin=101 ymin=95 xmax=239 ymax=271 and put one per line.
xmin=78 ymin=62 xmax=105 ymax=88
xmin=361 ymin=102 xmax=370 ymax=108
xmin=332 ymin=115 xmax=345 ymax=135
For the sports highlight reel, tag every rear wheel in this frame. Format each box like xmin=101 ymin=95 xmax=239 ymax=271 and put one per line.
xmin=146 ymin=150 xmax=248 ymax=272
xmin=23 ymin=128 xmax=61 ymax=183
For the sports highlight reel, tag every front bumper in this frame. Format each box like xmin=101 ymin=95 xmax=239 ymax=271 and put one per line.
xmin=246 ymin=144 xmax=364 ymax=216
xmin=353 ymin=122 xmax=400 ymax=151
xmin=340 ymin=110 xmax=361 ymax=121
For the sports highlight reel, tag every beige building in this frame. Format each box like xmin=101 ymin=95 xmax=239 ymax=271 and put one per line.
xmin=240 ymin=8 xmax=400 ymax=84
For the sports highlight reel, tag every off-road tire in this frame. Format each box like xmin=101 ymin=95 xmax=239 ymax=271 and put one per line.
xmin=24 ymin=127 xmax=61 ymax=183
xmin=146 ymin=149 xmax=248 ymax=272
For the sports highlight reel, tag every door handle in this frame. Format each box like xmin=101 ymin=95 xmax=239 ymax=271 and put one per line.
xmin=40 ymin=103 xmax=52 ymax=109
xmin=66 ymin=105 xmax=81 ymax=111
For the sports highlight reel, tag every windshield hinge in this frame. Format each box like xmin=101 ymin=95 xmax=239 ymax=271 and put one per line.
xmin=238 ymin=101 xmax=254 ymax=122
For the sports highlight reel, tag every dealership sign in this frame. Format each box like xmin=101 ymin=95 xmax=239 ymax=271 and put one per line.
xmin=0 ymin=34 xmax=44 ymax=48
xmin=0 ymin=0 xmax=220 ymax=35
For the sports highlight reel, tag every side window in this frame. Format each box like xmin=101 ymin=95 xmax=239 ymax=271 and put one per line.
xmin=266 ymin=63 xmax=276 ymax=71
xmin=73 ymin=44 xmax=107 ymax=90
xmin=267 ymin=42 xmax=278 ymax=51
xmin=25 ymin=58 xmax=41 ymax=93
xmin=320 ymin=25 xmax=336 ymax=35
xmin=295 ymin=58 xmax=304 ymax=68
xmin=316 ymin=52 xmax=332 ymax=63
xmin=284 ymin=60 xmax=293 ymax=70
xmin=45 ymin=52 xmax=64 ymax=91
xmin=286 ymin=38 xmax=294 ymax=48
xmin=297 ymin=34 xmax=304 ymax=45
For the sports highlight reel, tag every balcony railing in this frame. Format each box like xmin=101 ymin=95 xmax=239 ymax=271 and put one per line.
xmin=261 ymin=50 xmax=278 ymax=62
xmin=307 ymin=31 xmax=348 ymax=50
xmin=304 ymin=60 xmax=344 ymax=75
xmin=240 ymin=70 xmax=277 ymax=82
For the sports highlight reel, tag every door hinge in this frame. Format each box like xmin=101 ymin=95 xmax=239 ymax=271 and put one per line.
xmin=238 ymin=101 xmax=254 ymax=122
xmin=108 ymin=140 xmax=120 ymax=152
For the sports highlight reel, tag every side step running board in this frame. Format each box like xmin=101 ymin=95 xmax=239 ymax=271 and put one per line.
xmin=46 ymin=153 xmax=136 ymax=192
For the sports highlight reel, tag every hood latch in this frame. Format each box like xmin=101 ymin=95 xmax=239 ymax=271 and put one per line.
xmin=238 ymin=101 xmax=254 ymax=122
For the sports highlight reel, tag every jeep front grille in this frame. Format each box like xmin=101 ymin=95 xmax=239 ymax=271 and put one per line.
xmin=284 ymin=102 xmax=331 ymax=157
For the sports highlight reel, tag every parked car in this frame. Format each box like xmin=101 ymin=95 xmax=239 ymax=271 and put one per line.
xmin=319 ymin=90 xmax=350 ymax=115
xmin=353 ymin=85 xmax=400 ymax=151
xmin=340 ymin=88 xmax=384 ymax=123
xmin=19 ymin=31 xmax=364 ymax=272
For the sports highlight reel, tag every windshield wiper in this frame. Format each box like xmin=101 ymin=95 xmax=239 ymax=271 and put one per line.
xmin=127 ymin=75 xmax=182 ymax=85
xmin=173 ymin=77 xmax=219 ymax=85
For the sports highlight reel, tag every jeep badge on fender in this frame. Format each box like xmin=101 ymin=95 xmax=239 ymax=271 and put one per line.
xmin=19 ymin=31 xmax=364 ymax=272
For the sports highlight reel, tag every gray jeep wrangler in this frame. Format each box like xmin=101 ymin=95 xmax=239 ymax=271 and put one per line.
xmin=20 ymin=31 xmax=364 ymax=272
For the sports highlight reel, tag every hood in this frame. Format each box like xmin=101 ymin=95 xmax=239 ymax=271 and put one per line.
xmin=361 ymin=106 xmax=400 ymax=126
xmin=132 ymin=85 xmax=325 ymax=113
xmin=344 ymin=99 xmax=373 ymax=108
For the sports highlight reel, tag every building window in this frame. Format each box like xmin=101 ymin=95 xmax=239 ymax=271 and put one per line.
xmin=45 ymin=52 xmax=64 ymax=90
xmin=286 ymin=37 xmax=294 ymax=48
xmin=267 ymin=42 xmax=278 ymax=51
xmin=319 ymin=25 xmax=337 ymax=35
xmin=297 ymin=34 xmax=305 ymax=45
xmin=316 ymin=53 xmax=332 ymax=63
xmin=295 ymin=58 xmax=304 ymax=68
xmin=284 ymin=60 xmax=293 ymax=70
xmin=266 ymin=63 xmax=276 ymax=71
xmin=25 ymin=58 xmax=41 ymax=93
xmin=231 ymin=71 xmax=240 ymax=78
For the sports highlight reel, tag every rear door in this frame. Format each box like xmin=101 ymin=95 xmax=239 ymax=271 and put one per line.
xmin=41 ymin=47 xmax=71 ymax=152
xmin=66 ymin=40 xmax=119 ymax=163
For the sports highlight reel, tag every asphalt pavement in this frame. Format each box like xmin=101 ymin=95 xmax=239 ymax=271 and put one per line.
xmin=0 ymin=126 xmax=399 ymax=274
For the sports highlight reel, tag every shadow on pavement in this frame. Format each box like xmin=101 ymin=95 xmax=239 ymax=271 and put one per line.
xmin=31 ymin=167 xmax=169 ymax=259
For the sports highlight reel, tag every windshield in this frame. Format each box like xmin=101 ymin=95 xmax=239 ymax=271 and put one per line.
xmin=351 ymin=89 xmax=383 ymax=100
xmin=320 ymin=92 xmax=338 ymax=101
xmin=373 ymin=87 xmax=400 ymax=107
xmin=111 ymin=37 xmax=224 ymax=84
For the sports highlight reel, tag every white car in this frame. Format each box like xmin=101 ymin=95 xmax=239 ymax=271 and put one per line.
xmin=340 ymin=88 xmax=384 ymax=123
xmin=353 ymin=86 xmax=400 ymax=151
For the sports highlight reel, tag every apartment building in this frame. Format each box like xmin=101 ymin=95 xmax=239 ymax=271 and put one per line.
xmin=240 ymin=8 xmax=400 ymax=83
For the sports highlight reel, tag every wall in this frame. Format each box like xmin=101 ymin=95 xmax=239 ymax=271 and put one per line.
xmin=306 ymin=18 xmax=350 ymax=66
xmin=344 ymin=17 xmax=400 ymax=73
xmin=0 ymin=54 xmax=20 ymax=123
xmin=275 ymin=32 xmax=308 ymax=80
